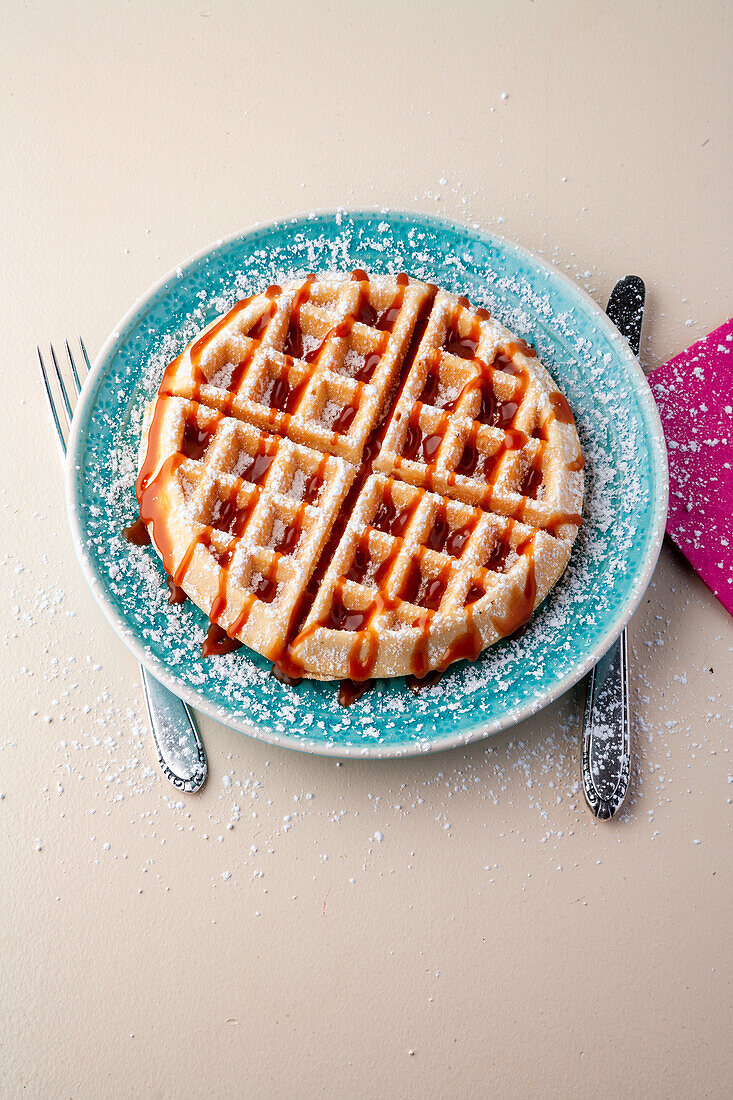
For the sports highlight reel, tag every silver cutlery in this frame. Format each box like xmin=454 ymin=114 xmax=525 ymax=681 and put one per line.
xmin=38 ymin=292 xmax=645 ymax=811
xmin=38 ymin=338 xmax=208 ymax=793
xmin=580 ymin=276 xmax=645 ymax=818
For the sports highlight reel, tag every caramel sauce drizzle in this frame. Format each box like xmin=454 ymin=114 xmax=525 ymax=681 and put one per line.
xmin=221 ymin=345 xmax=257 ymax=416
xmin=270 ymin=278 xmax=436 ymax=685
xmin=181 ymin=417 xmax=216 ymax=460
xmin=135 ymin=275 xmax=329 ymax=659
xmin=302 ymin=318 xmax=350 ymax=368
xmin=374 ymin=271 xmax=409 ymax=332
xmin=518 ymin=443 xmax=546 ymax=501
xmin=330 ymin=395 xmax=358 ymax=437
xmin=185 ymin=298 xmax=254 ymax=392
xmin=273 ymin=502 xmax=307 ymax=556
xmin=271 ymin=665 xmax=303 ymax=688
xmin=227 ymin=594 xmax=257 ymax=640
xmin=455 ymin=426 xmax=527 ymax=511
xmin=548 ymin=391 xmax=574 ymax=424
xmin=442 ymin=300 xmax=478 ymax=359
xmin=204 ymin=538 xmax=247 ymax=653
xmin=437 ymin=326 xmax=583 ymax=530
xmin=353 ymin=344 xmax=385 ymax=383
xmin=247 ymin=296 xmax=278 ymax=342
xmin=283 ymin=274 xmax=315 ymax=358
xmin=137 ymin=395 xmax=279 ymax=654
xmin=345 ymin=529 xmax=372 ymax=584
xmin=544 ymin=512 xmax=583 ymax=537
xmin=410 ymin=609 xmax=434 ymax=680
xmin=488 ymin=536 xmax=537 ymax=638
xmin=465 ymin=519 xmax=515 ymax=603
xmin=269 ymin=290 xmax=570 ymax=688
xmin=351 ymin=269 xmax=377 ymax=326
xmin=426 ymin=501 xmax=478 ymax=558
xmin=418 ymin=366 xmax=441 ymax=407
xmin=239 ymin=439 xmax=277 ymax=486
xmin=399 ymin=403 xmax=448 ymax=470
xmin=438 ymin=603 xmax=483 ymax=667
xmin=262 ymin=363 xmax=310 ymax=437
xmin=171 ymin=286 xmax=281 ymax=408
xmin=400 ymin=553 xmax=451 ymax=611
xmin=202 ymin=482 xmax=305 ymax=653
xmin=372 ymin=481 xmax=419 ymax=539
xmin=131 ymin=273 xmax=579 ymax=698
xmin=464 ymin=524 xmax=537 ymax=638
xmin=295 ymin=268 xmax=396 ymax=373
xmin=303 ymin=455 xmax=327 ymax=505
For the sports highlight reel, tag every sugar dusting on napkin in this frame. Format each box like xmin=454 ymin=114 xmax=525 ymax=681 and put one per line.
xmin=650 ymin=318 xmax=733 ymax=615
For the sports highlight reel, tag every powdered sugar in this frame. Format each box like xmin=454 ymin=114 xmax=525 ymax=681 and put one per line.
xmin=68 ymin=210 xmax=666 ymax=754
xmin=318 ymin=399 xmax=345 ymax=431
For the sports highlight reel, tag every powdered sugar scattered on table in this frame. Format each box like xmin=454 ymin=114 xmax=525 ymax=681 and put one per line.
xmin=3 ymin=551 xmax=729 ymax=894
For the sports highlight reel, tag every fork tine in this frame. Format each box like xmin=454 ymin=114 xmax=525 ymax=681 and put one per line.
xmin=50 ymin=344 xmax=74 ymax=421
xmin=65 ymin=338 xmax=82 ymax=396
xmin=38 ymin=346 xmax=68 ymax=457
xmin=79 ymin=334 xmax=92 ymax=377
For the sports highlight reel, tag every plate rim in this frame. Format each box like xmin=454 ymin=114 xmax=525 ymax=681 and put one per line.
xmin=65 ymin=207 xmax=669 ymax=758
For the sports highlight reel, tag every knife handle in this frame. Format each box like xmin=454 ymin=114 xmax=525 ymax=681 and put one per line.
xmin=606 ymin=275 xmax=645 ymax=355
xmin=141 ymin=666 xmax=207 ymax=793
xmin=579 ymin=275 xmax=644 ymax=818
xmin=581 ymin=631 xmax=631 ymax=818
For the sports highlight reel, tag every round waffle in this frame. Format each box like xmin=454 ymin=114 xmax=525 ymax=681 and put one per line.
xmin=135 ymin=271 xmax=584 ymax=681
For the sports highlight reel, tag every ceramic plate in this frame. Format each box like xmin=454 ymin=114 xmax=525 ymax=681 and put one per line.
xmin=66 ymin=210 xmax=668 ymax=757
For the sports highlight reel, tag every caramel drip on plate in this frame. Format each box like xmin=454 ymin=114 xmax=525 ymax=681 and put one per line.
xmin=202 ymin=623 xmax=241 ymax=657
xmin=338 ymin=678 xmax=375 ymax=707
xmin=165 ymin=575 xmax=187 ymax=605
xmin=406 ymin=668 xmax=444 ymax=694
xmin=122 ymin=516 xmax=151 ymax=545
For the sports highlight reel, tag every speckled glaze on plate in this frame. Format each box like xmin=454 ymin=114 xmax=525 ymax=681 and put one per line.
xmin=66 ymin=210 xmax=668 ymax=757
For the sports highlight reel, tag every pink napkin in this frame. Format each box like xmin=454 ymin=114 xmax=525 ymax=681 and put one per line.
xmin=650 ymin=318 xmax=733 ymax=616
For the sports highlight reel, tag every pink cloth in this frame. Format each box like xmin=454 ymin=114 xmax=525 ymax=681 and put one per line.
xmin=650 ymin=318 xmax=733 ymax=616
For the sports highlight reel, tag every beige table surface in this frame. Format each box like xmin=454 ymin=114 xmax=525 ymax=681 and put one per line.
xmin=2 ymin=2 xmax=732 ymax=1097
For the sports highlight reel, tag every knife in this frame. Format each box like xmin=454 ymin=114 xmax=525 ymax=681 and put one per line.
xmin=580 ymin=276 xmax=645 ymax=819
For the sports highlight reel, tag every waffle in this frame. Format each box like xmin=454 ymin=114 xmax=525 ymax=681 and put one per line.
xmin=135 ymin=271 xmax=584 ymax=681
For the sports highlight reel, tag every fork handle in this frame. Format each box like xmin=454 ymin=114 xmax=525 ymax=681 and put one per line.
xmin=141 ymin=666 xmax=207 ymax=792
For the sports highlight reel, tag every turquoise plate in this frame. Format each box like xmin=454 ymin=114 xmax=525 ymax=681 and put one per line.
xmin=66 ymin=210 xmax=668 ymax=757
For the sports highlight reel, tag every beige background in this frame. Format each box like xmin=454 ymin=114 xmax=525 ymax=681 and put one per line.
xmin=2 ymin=1 xmax=732 ymax=1097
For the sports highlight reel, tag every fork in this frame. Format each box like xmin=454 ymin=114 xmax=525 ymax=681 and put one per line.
xmin=38 ymin=338 xmax=208 ymax=793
